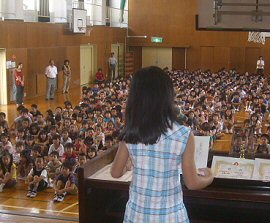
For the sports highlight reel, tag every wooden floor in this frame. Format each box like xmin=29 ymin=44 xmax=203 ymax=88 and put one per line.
xmin=0 ymin=213 xmax=77 ymax=223
xmin=0 ymin=87 xmax=249 ymax=222
xmin=3 ymin=87 xmax=82 ymax=124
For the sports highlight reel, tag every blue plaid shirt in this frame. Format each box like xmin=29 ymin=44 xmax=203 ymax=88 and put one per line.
xmin=124 ymin=123 xmax=191 ymax=223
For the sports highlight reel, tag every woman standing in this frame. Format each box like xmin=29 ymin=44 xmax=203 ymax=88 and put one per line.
xmin=111 ymin=66 xmax=213 ymax=223
xmin=15 ymin=62 xmax=24 ymax=106
xmin=62 ymin=59 xmax=71 ymax=94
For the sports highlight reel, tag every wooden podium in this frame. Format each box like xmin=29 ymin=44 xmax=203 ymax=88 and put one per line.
xmin=78 ymin=147 xmax=270 ymax=223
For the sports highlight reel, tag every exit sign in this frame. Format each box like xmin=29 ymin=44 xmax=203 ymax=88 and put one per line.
xmin=151 ymin=37 xmax=163 ymax=43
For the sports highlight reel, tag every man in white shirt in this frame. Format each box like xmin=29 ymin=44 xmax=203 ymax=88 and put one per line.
xmin=45 ymin=59 xmax=58 ymax=100
xmin=108 ymin=52 xmax=117 ymax=80
xmin=256 ymin=56 xmax=265 ymax=75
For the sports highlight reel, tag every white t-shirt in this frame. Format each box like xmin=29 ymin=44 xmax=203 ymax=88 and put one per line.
xmin=109 ymin=56 xmax=117 ymax=65
xmin=45 ymin=65 xmax=58 ymax=78
xmin=48 ymin=144 xmax=65 ymax=157
xmin=28 ymin=168 xmax=49 ymax=183
xmin=257 ymin=59 xmax=265 ymax=69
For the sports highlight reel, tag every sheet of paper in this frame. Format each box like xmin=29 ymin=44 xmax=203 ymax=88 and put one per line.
xmin=89 ymin=163 xmax=133 ymax=182
xmin=211 ymin=156 xmax=255 ymax=180
xmin=252 ymin=158 xmax=270 ymax=181
xmin=194 ymin=136 xmax=210 ymax=169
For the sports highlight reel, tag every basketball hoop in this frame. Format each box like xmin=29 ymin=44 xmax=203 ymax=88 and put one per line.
xmin=248 ymin=32 xmax=266 ymax=45
xmin=77 ymin=26 xmax=86 ymax=33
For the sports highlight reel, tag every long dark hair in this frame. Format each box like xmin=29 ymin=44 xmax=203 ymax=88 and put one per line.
xmin=0 ymin=151 xmax=13 ymax=174
xmin=120 ymin=66 xmax=176 ymax=145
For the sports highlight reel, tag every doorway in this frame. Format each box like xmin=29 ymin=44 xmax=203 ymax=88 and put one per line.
xmin=0 ymin=49 xmax=7 ymax=105
xmin=80 ymin=45 xmax=97 ymax=85
xmin=142 ymin=47 xmax=172 ymax=70
xmin=111 ymin=43 xmax=124 ymax=78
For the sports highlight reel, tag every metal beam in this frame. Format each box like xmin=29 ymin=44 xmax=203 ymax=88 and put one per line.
xmin=218 ymin=11 xmax=270 ymax=16
xmin=221 ymin=3 xmax=270 ymax=7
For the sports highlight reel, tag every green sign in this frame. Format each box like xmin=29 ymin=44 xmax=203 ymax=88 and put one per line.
xmin=151 ymin=37 xmax=163 ymax=43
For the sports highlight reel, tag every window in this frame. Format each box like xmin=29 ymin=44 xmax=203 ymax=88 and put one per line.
xmin=23 ymin=0 xmax=37 ymax=10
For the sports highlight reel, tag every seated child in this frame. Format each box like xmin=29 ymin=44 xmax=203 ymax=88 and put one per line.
xmin=231 ymin=93 xmax=241 ymax=112
xmin=222 ymin=108 xmax=234 ymax=134
xmin=62 ymin=142 xmax=77 ymax=167
xmin=46 ymin=151 xmax=62 ymax=184
xmin=248 ymin=113 xmax=262 ymax=135
xmin=87 ymin=146 xmax=97 ymax=159
xmin=74 ymin=137 xmax=87 ymax=155
xmin=53 ymin=161 xmax=78 ymax=202
xmin=31 ymin=145 xmax=41 ymax=161
xmin=256 ymin=134 xmax=270 ymax=154
xmin=48 ymin=134 xmax=64 ymax=157
xmin=13 ymin=141 xmax=25 ymax=165
xmin=0 ymin=133 xmax=15 ymax=155
xmin=26 ymin=156 xmax=48 ymax=198
xmin=0 ymin=151 xmax=17 ymax=192
xmin=74 ymin=153 xmax=87 ymax=175
xmin=15 ymin=127 xmax=25 ymax=143
xmin=17 ymin=150 xmax=33 ymax=179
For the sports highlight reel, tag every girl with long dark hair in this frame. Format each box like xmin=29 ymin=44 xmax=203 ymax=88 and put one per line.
xmin=111 ymin=66 xmax=213 ymax=223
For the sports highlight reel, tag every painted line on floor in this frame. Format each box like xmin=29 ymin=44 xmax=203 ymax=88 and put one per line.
xmin=0 ymin=195 xmax=75 ymax=205
xmin=0 ymin=204 xmax=79 ymax=216
xmin=59 ymin=202 xmax=79 ymax=212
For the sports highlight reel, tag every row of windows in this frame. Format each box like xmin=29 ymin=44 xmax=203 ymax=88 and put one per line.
xmin=0 ymin=0 xmax=128 ymax=27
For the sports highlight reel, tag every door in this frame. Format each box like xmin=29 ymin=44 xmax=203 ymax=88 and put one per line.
xmin=200 ymin=46 xmax=214 ymax=71
xmin=0 ymin=49 xmax=7 ymax=105
xmin=142 ymin=47 xmax=172 ymax=70
xmin=80 ymin=45 xmax=97 ymax=85
xmin=245 ymin=47 xmax=261 ymax=74
xmin=111 ymin=43 xmax=124 ymax=78
xmin=172 ymin=48 xmax=186 ymax=70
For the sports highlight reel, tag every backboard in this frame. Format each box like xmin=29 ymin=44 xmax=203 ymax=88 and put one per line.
xmin=72 ymin=8 xmax=87 ymax=33
xmin=197 ymin=0 xmax=270 ymax=31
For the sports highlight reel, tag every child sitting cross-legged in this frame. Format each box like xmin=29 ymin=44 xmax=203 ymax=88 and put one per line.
xmin=46 ymin=151 xmax=62 ymax=185
xmin=26 ymin=156 xmax=48 ymax=198
xmin=0 ymin=151 xmax=17 ymax=192
xmin=53 ymin=161 xmax=78 ymax=202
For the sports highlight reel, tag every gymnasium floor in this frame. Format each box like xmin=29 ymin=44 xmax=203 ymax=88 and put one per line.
xmin=0 ymin=88 xmax=81 ymax=222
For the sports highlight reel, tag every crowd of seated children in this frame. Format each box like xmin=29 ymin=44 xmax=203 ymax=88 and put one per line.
xmin=1 ymin=68 xmax=270 ymax=198
xmin=0 ymin=76 xmax=129 ymax=198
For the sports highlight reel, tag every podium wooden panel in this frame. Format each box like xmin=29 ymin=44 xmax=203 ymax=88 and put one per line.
xmin=78 ymin=147 xmax=270 ymax=223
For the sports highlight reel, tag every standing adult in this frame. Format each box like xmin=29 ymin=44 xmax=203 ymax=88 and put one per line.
xmin=45 ymin=59 xmax=58 ymax=100
xmin=108 ymin=52 xmax=117 ymax=80
xmin=15 ymin=62 xmax=24 ymax=106
xmin=62 ymin=59 xmax=71 ymax=94
xmin=257 ymin=56 xmax=265 ymax=75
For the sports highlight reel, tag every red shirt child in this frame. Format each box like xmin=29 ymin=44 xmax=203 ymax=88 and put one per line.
xmin=95 ymin=68 xmax=105 ymax=82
